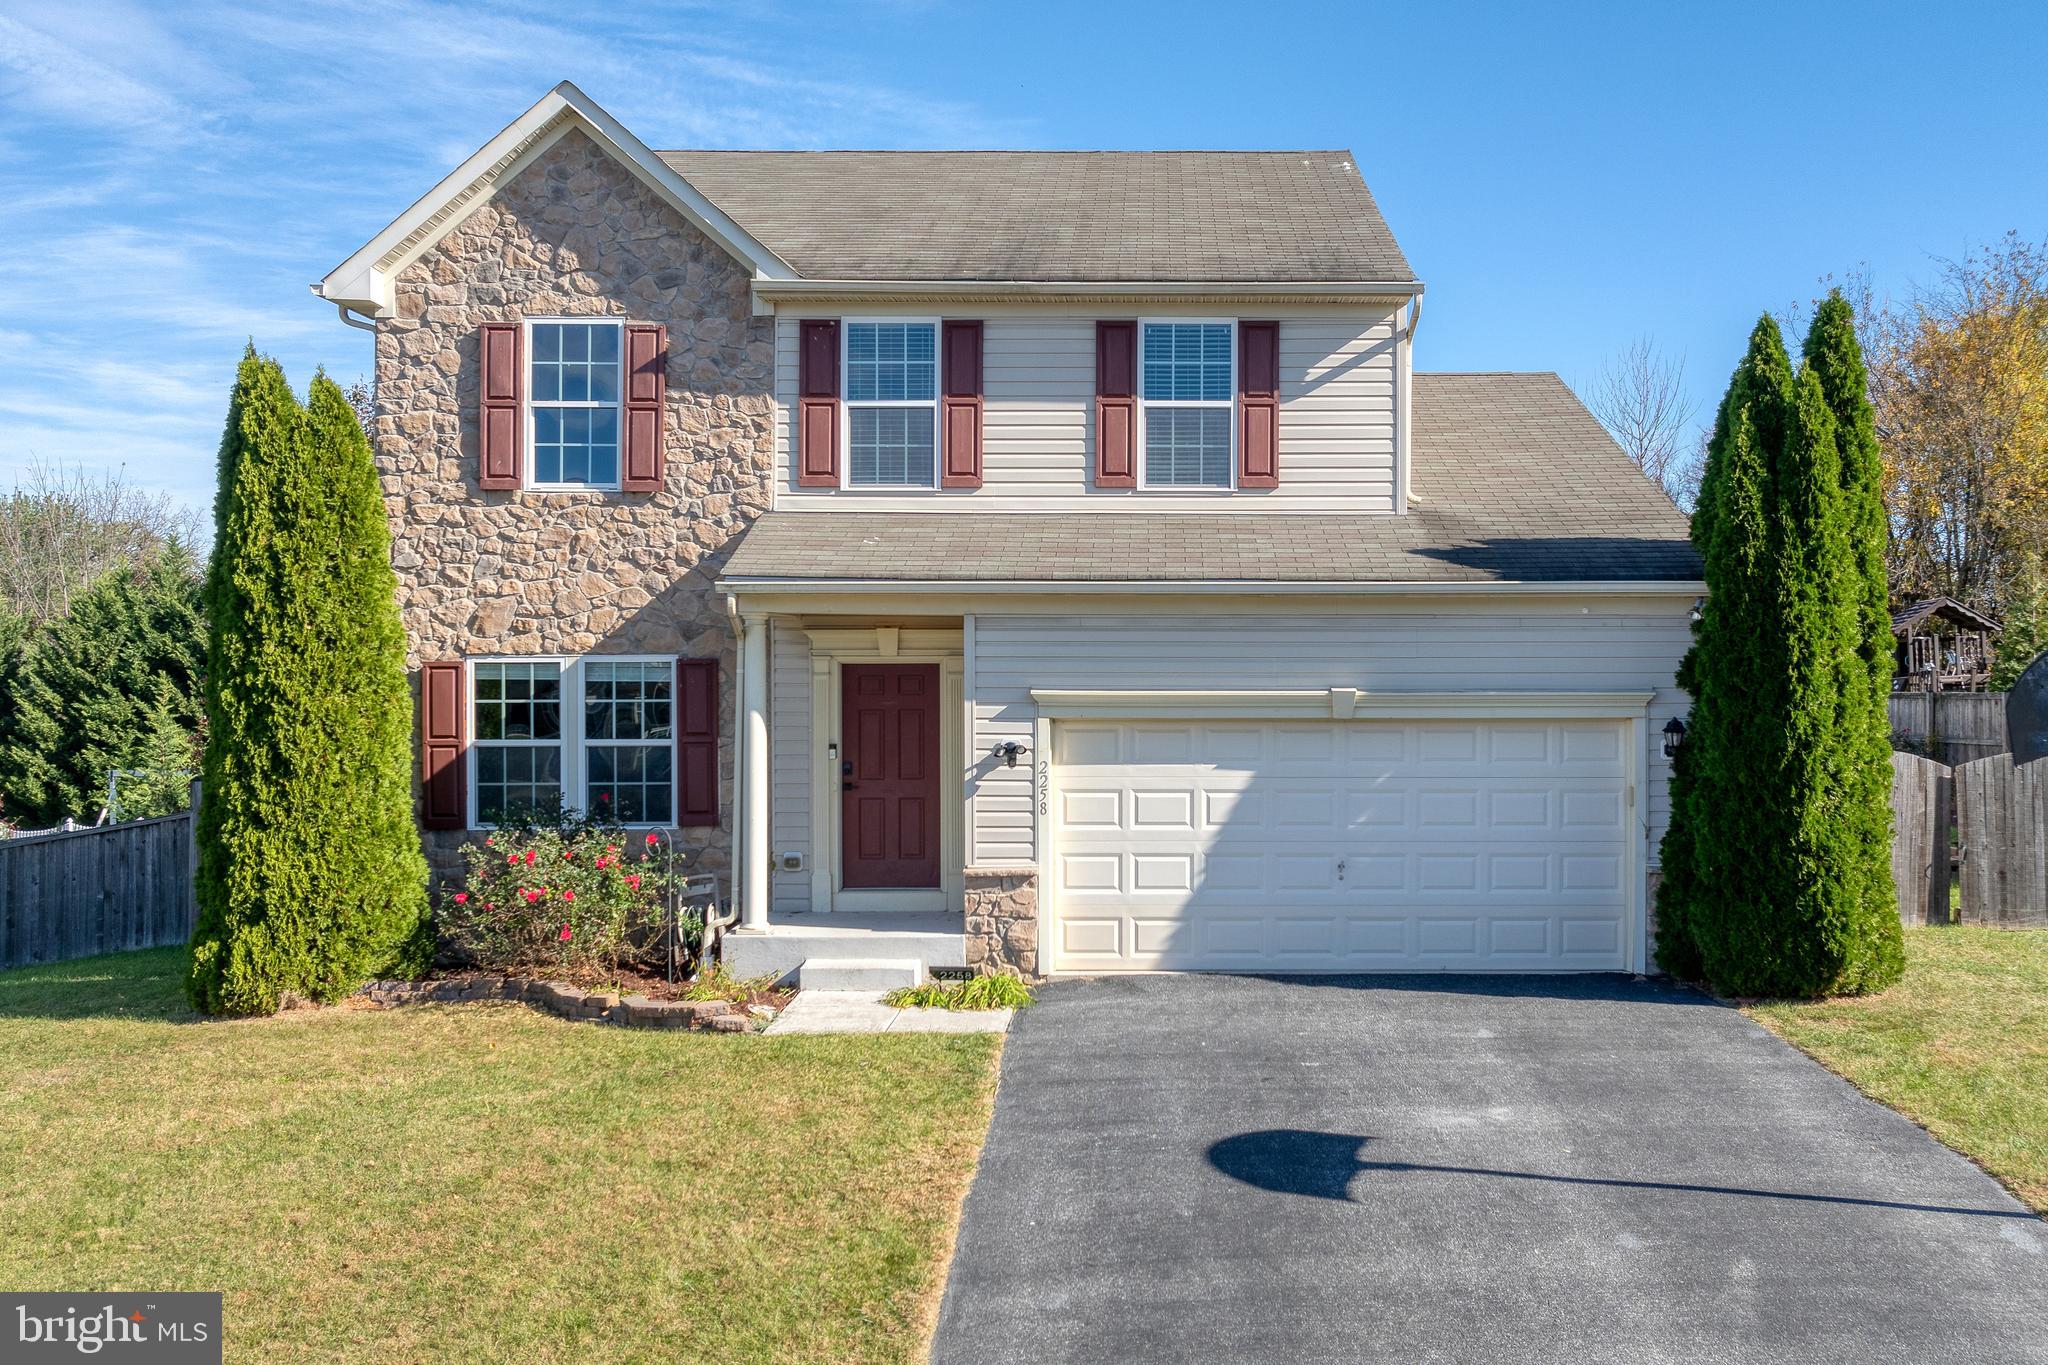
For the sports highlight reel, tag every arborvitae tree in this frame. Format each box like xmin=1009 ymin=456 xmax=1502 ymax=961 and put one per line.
xmin=186 ymin=354 xmax=429 ymax=1015
xmin=1801 ymin=296 xmax=1905 ymax=991
xmin=1990 ymin=551 xmax=2047 ymax=692
xmin=1657 ymin=318 xmax=1791 ymax=980
xmin=0 ymin=546 xmax=203 ymax=826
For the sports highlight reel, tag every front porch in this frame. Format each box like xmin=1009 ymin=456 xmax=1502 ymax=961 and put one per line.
xmin=726 ymin=613 xmax=1030 ymax=984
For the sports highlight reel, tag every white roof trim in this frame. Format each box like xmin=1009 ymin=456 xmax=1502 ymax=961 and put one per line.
xmin=716 ymin=576 xmax=1707 ymax=596
xmin=316 ymin=81 xmax=797 ymax=318
xmin=748 ymin=279 xmax=1424 ymax=306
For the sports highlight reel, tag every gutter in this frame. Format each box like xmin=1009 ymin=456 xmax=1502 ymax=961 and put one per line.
xmin=310 ymin=282 xmax=379 ymax=332
xmin=715 ymin=576 xmax=1708 ymax=598
xmin=747 ymin=277 xmax=1425 ymax=304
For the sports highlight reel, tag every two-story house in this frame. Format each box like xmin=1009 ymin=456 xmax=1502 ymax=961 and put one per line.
xmin=319 ymin=83 xmax=1701 ymax=984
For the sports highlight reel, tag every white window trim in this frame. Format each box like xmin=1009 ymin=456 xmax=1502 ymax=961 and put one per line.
xmin=839 ymin=316 xmax=942 ymax=490
xmin=466 ymin=654 xmax=680 ymax=829
xmin=1136 ymin=316 xmax=1237 ymax=493
xmin=523 ymin=316 xmax=626 ymax=492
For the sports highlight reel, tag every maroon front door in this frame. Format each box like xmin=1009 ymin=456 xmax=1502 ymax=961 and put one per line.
xmin=841 ymin=663 xmax=942 ymax=889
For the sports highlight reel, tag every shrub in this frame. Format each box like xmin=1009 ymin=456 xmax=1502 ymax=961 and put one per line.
xmin=680 ymin=963 xmax=778 ymax=1003
xmin=884 ymin=972 xmax=1035 ymax=1011
xmin=186 ymin=357 xmax=430 ymax=1014
xmin=442 ymin=819 xmax=684 ymax=979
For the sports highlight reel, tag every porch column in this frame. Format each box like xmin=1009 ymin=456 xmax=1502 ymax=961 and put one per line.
xmin=740 ymin=614 xmax=770 ymax=931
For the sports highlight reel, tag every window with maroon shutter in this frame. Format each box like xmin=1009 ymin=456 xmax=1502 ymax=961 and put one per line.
xmin=797 ymin=320 xmax=841 ymax=486
xmin=1095 ymin=320 xmax=1137 ymax=489
xmin=1238 ymin=320 xmax=1279 ymax=489
xmin=621 ymin=323 xmax=667 ymax=493
xmin=676 ymin=657 xmax=719 ymax=826
xmin=478 ymin=323 xmax=522 ymax=490
xmin=941 ymin=320 xmax=984 ymax=488
xmin=419 ymin=661 xmax=467 ymax=829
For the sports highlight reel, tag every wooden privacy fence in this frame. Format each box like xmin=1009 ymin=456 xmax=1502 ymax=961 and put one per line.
xmin=0 ymin=813 xmax=197 ymax=970
xmin=1889 ymin=692 xmax=2009 ymax=767
xmin=1890 ymin=752 xmax=2048 ymax=928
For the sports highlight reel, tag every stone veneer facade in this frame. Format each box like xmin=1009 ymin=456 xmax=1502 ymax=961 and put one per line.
xmin=374 ymin=128 xmax=774 ymax=883
xmin=964 ymin=869 xmax=1039 ymax=978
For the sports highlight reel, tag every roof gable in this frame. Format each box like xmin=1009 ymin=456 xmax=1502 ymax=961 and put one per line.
xmin=317 ymin=82 xmax=795 ymax=319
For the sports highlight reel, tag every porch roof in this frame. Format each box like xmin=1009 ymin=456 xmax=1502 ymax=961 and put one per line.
xmin=720 ymin=374 xmax=1700 ymax=588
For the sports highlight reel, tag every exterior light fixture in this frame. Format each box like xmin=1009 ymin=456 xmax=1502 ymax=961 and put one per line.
xmin=994 ymin=741 xmax=1030 ymax=768
xmin=1689 ymin=597 xmax=1705 ymax=625
xmin=1662 ymin=717 xmax=1688 ymax=759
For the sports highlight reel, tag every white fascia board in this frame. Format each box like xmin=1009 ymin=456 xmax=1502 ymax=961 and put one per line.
xmin=317 ymin=80 xmax=797 ymax=318
xmin=1028 ymin=688 xmax=1655 ymax=721
xmin=749 ymin=278 xmax=1424 ymax=306
xmin=717 ymin=576 xmax=1706 ymax=597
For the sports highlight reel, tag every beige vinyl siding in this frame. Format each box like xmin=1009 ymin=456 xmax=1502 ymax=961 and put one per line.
xmin=772 ymin=310 xmax=1398 ymax=511
xmin=767 ymin=620 xmax=812 ymax=915
xmin=966 ymin=606 xmax=1691 ymax=867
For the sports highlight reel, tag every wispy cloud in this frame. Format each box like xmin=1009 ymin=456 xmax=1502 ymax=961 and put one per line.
xmin=0 ymin=0 xmax=1029 ymax=526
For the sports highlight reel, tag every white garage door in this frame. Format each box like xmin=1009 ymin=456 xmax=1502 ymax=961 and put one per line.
xmin=1050 ymin=718 xmax=1634 ymax=973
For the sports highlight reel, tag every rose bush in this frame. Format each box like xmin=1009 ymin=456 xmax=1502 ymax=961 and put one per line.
xmin=439 ymin=817 xmax=690 ymax=978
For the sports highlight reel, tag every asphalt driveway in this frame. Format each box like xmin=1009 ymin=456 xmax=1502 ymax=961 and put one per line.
xmin=931 ymin=974 xmax=2048 ymax=1365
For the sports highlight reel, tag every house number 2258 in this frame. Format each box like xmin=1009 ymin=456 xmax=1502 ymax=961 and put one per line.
xmin=1037 ymin=759 xmax=1050 ymax=816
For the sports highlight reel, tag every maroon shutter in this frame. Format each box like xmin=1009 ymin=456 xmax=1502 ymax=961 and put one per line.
xmin=478 ymin=323 xmax=522 ymax=490
xmin=622 ymin=323 xmax=667 ymax=493
xmin=1238 ymin=321 xmax=1279 ymax=489
xmin=420 ymin=661 xmax=467 ymax=830
xmin=1095 ymin=321 xmax=1137 ymax=489
xmin=941 ymin=320 xmax=984 ymax=488
xmin=797 ymin=320 xmax=841 ymax=487
xmin=676 ymin=657 xmax=719 ymax=827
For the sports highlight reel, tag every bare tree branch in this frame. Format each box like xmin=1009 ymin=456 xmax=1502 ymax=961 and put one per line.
xmin=0 ymin=461 xmax=202 ymax=628
xmin=1586 ymin=337 xmax=1697 ymax=507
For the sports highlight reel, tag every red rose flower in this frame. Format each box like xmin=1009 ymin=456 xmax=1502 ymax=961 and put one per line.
xmin=523 ymin=849 xmax=537 ymax=865
xmin=453 ymin=892 xmax=468 ymax=904
xmin=558 ymin=923 xmax=573 ymax=942
xmin=625 ymin=873 xmax=641 ymax=891
xmin=524 ymin=889 xmax=541 ymax=904
xmin=563 ymin=890 xmax=576 ymax=903
xmin=645 ymin=832 xmax=659 ymax=845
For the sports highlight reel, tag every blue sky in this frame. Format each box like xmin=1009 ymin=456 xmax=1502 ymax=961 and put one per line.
xmin=2 ymin=0 xmax=2043 ymax=517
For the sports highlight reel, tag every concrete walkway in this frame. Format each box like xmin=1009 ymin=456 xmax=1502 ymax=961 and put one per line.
xmin=762 ymin=989 xmax=1013 ymax=1035
xmin=932 ymin=973 xmax=2048 ymax=1365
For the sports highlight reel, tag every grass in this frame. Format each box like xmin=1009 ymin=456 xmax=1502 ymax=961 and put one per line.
xmin=0 ymin=949 xmax=1001 ymax=1364
xmin=1747 ymin=925 xmax=2048 ymax=1213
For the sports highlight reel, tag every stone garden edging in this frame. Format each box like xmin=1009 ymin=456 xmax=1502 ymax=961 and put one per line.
xmin=358 ymin=974 xmax=750 ymax=1032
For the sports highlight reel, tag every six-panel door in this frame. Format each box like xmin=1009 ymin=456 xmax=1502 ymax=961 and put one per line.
xmin=841 ymin=664 xmax=943 ymax=889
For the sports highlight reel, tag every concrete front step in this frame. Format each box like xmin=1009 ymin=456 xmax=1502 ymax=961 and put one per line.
xmin=723 ymin=912 xmax=968 ymax=985
xmin=798 ymin=957 xmax=926 ymax=991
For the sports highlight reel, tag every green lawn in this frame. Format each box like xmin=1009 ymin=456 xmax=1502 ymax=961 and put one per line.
xmin=1747 ymin=926 xmax=2048 ymax=1213
xmin=0 ymin=949 xmax=1001 ymax=1364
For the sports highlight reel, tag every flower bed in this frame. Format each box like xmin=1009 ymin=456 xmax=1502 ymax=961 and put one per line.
xmin=358 ymin=973 xmax=756 ymax=1032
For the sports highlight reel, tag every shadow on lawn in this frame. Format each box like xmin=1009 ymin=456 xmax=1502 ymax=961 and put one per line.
xmin=1207 ymin=1128 xmax=2038 ymax=1220
xmin=0 ymin=947 xmax=199 ymax=1023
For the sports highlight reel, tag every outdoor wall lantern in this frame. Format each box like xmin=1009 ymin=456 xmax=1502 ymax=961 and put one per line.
xmin=1689 ymin=597 xmax=1705 ymax=625
xmin=994 ymin=741 xmax=1031 ymax=769
xmin=1662 ymin=716 xmax=1689 ymax=759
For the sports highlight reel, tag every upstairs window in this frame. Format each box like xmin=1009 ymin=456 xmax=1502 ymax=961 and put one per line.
xmin=844 ymin=320 xmax=937 ymax=487
xmin=1140 ymin=321 xmax=1234 ymax=488
xmin=529 ymin=320 xmax=621 ymax=488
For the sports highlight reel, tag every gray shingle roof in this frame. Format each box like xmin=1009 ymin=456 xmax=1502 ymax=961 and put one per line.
xmin=656 ymin=150 xmax=1413 ymax=283
xmin=718 ymin=373 xmax=1699 ymax=586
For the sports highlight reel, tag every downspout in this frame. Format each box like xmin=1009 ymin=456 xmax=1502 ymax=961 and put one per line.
xmin=310 ymin=283 xmax=381 ymax=333
xmin=702 ymin=594 xmax=747 ymax=960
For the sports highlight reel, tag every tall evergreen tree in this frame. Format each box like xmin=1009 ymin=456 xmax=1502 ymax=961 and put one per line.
xmin=0 ymin=546 xmax=203 ymax=826
xmin=1660 ymin=317 xmax=1792 ymax=984
xmin=187 ymin=354 xmax=429 ymax=1015
xmin=1802 ymin=296 xmax=1905 ymax=990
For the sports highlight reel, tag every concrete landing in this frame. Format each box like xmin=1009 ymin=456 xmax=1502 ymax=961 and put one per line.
xmin=725 ymin=911 xmax=968 ymax=984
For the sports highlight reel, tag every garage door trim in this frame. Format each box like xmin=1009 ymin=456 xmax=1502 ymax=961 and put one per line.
xmin=1030 ymin=689 xmax=1653 ymax=975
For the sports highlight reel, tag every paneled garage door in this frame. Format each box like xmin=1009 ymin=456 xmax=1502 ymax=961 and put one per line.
xmin=1050 ymin=718 xmax=1634 ymax=973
